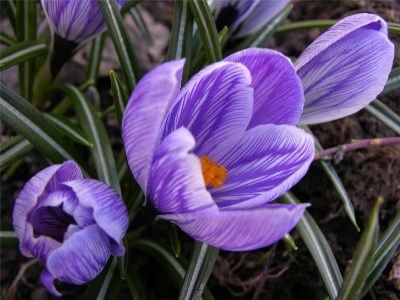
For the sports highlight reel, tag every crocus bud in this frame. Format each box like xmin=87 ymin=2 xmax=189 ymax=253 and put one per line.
xmin=13 ymin=161 xmax=128 ymax=296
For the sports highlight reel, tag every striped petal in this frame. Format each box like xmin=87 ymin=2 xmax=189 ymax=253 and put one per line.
xmin=159 ymin=203 xmax=309 ymax=251
xmin=211 ymin=124 xmax=314 ymax=208
xmin=149 ymin=128 xmax=217 ymax=214
xmin=43 ymin=224 xmax=111 ymax=295
xmin=296 ymin=13 xmax=395 ymax=124
xmin=225 ymin=48 xmax=304 ymax=127
xmin=215 ymin=0 xmax=258 ymax=33
xmin=122 ymin=59 xmax=184 ymax=193
xmin=13 ymin=161 xmax=82 ymax=255
xmin=161 ymin=61 xmax=253 ymax=162
xmin=62 ymin=179 xmax=128 ymax=255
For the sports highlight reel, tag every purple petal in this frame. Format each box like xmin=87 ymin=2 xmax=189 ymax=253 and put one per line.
xmin=296 ymin=13 xmax=395 ymax=124
xmin=161 ymin=61 xmax=253 ymax=162
xmin=41 ymin=269 xmax=61 ymax=297
xmin=41 ymin=0 xmax=125 ymax=44
xmin=149 ymin=128 xmax=218 ymax=214
xmin=159 ymin=204 xmax=309 ymax=251
xmin=122 ymin=60 xmax=184 ymax=193
xmin=233 ymin=0 xmax=291 ymax=39
xmin=61 ymin=179 xmax=128 ymax=254
xmin=45 ymin=224 xmax=111 ymax=285
xmin=210 ymin=124 xmax=314 ymax=208
xmin=215 ymin=0 xmax=259 ymax=33
xmin=13 ymin=161 xmax=82 ymax=254
xmin=224 ymin=48 xmax=304 ymax=127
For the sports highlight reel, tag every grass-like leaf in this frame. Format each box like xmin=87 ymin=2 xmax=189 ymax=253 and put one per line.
xmin=361 ymin=211 xmax=400 ymax=297
xmin=129 ymin=6 xmax=153 ymax=46
xmin=0 ymin=82 xmax=90 ymax=174
xmin=364 ymin=102 xmax=400 ymax=135
xmin=166 ymin=0 xmax=190 ymax=61
xmin=0 ymin=138 xmax=32 ymax=172
xmin=99 ymin=0 xmax=141 ymax=93
xmin=110 ymin=70 xmax=129 ymax=128
xmin=189 ymin=0 xmax=222 ymax=63
xmin=281 ymin=192 xmax=343 ymax=299
xmin=380 ymin=67 xmax=400 ymax=96
xmin=126 ymin=267 xmax=147 ymax=300
xmin=0 ymin=30 xmax=15 ymax=46
xmin=168 ymin=223 xmax=182 ymax=258
xmin=1 ymin=0 xmax=16 ymax=33
xmin=0 ymin=41 xmax=47 ymax=71
xmin=337 ymin=197 xmax=382 ymax=300
xmin=85 ymin=33 xmax=105 ymax=86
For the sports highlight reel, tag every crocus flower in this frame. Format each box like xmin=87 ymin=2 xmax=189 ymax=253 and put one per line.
xmin=13 ymin=161 xmax=128 ymax=296
xmin=214 ymin=0 xmax=291 ymax=39
xmin=295 ymin=13 xmax=395 ymax=124
xmin=122 ymin=48 xmax=315 ymax=251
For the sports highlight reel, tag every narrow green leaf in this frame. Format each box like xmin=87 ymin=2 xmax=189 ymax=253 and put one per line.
xmin=282 ymin=233 xmax=298 ymax=251
xmin=337 ymin=197 xmax=382 ymax=300
xmin=232 ymin=4 xmax=293 ymax=52
xmin=303 ymin=126 xmax=359 ymax=231
xmin=280 ymin=192 xmax=343 ymax=299
xmin=1 ymin=0 xmax=16 ymax=32
xmin=0 ymin=231 xmax=19 ymax=248
xmin=189 ymin=0 xmax=222 ymax=63
xmin=1 ymin=135 xmax=24 ymax=154
xmin=43 ymin=113 xmax=93 ymax=147
xmin=54 ymin=84 xmax=120 ymax=193
xmin=0 ymin=138 xmax=32 ymax=172
xmin=129 ymin=6 xmax=153 ymax=46
xmin=362 ymin=211 xmax=400 ymax=296
xmin=168 ymin=223 xmax=182 ymax=257
xmin=120 ymin=0 xmax=141 ymax=14
xmin=85 ymin=33 xmax=105 ymax=85
xmin=110 ymin=70 xmax=129 ymax=128
xmin=380 ymin=67 xmax=400 ymax=96
xmin=0 ymin=31 xmax=15 ymax=46
xmin=126 ymin=267 xmax=147 ymax=300
xmin=16 ymin=0 xmax=37 ymax=101
xmin=276 ymin=20 xmax=400 ymax=35
xmin=0 ymin=82 xmax=90 ymax=173
xmin=0 ymin=41 xmax=47 ymax=71
xmin=99 ymin=0 xmax=141 ymax=93
xmin=364 ymin=103 xmax=400 ymax=135
xmin=166 ymin=0 xmax=189 ymax=61
xmin=179 ymin=241 xmax=219 ymax=300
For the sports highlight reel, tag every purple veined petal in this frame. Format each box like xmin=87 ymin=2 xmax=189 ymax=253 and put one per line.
xmin=296 ymin=13 xmax=395 ymax=124
xmin=161 ymin=61 xmax=253 ymax=162
xmin=122 ymin=59 xmax=184 ymax=193
xmin=233 ymin=0 xmax=291 ymax=39
xmin=210 ymin=124 xmax=314 ymax=209
xmin=149 ymin=127 xmax=218 ymax=215
xmin=13 ymin=161 xmax=82 ymax=250
xmin=61 ymin=179 xmax=128 ymax=255
xmin=159 ymin=203 xmax=309 ymax=251
xmin=45 ymin=224 xmax=111 ymax=289
xmin=224 ymin=48 xmax=304 ymax=127
xmin=41 ymin=0 xmax=126 ymax=44
xmin=214 ymin=0 xmax=259 ymax=33
xmin=41 ymin=269 xmax=61 ymax=297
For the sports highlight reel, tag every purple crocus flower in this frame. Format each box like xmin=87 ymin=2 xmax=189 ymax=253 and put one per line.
xmin=296 ymin=13 xmax=395 ymax=124
xmin=13 ymin=161 xmax=128 ymax=296
xmin=122 ymin=48 xmax=315 ymax=251
xmin=41 ymin=0 xmax=126 ymax=45
xmin=214 ymin=0 xmax=291 ymax=39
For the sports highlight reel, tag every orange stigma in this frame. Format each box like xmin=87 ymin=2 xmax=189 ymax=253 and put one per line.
xmin=200 ymin=156 xmax=228 ymax=188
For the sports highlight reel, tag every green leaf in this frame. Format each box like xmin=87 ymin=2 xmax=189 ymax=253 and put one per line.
xmin=232 ymin=4 xmax=293 ymax=52
xmin=120 ymin=0 xmax=141 ymax=14
xmin=43 ymin=113 xmax=93 ymax=147
xmin=1 ymin=0 xmax=16 ymax=33
xmin=0 ymin=30 xmax=15 ymax=46
xmin=380 ymin=67 xmax=400 ymax=96
xmin=99 ymin=0 xmax=141 ymax=93
xmin=179 ymin=241 xmax=219 ymax=300
xmin=280 ymin=192 xmax=343 ymax=299
xmin=282 ymin=233 xmax=298 ymax=251
xmin=16 ymin=0 xmax=37 ymax=101
xmin=0 ymin=138 xmax=32 ymax=172
xmin=110 ymin=70 xmax=129 ymax=128
xmin=0 ymin=82 xmax=90 ymax=174
xmin=0 ymin=41 xmax=47 ymax=71
xmin=54 ymin=84 xmax=120 ymax=193
xmin=303 ymin=126 xmax=359 ymax=231
xmin=129 ymin=6 xmax=153 ymax=46
xmin=126 ymin=267 xmax=147 ymax=300
xmin=364 ymin=103 xmax=400 ymax=136
xmin=0 ymin=231 xmax=19 ymax=248
xmin=276 ymin=20 xmax=400 ymax=35
xmin=337 ymin=197 xmax=382 ymax=300
xmin=166 ymin=0 xmax=190 ymax=61
xmin=168 ymin=223 xmax=181 ymax=258
xmin=189 ymin=0 xmax=222 ymax=63
xmin=85 ymin=33 xmax=105 ymax=86
xmin=362 ymin=211 xmax=400 ymax=296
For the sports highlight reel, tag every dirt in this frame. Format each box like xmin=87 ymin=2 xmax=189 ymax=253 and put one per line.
xmin=1 ymin=0 xmax=399 ymax=299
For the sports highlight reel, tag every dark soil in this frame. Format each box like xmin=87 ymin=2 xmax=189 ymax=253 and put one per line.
xmin=1 ymin=0 xmax=399 ymax=299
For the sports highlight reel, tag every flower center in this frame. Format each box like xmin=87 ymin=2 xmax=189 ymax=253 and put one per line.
xmin=200 ymin=156 xmax=228 ymax=188
xmin=28 ymin=204 xmax=77 ymax=243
